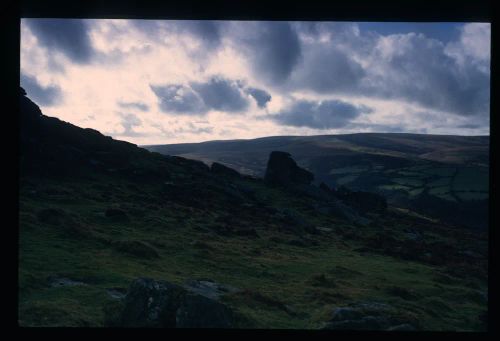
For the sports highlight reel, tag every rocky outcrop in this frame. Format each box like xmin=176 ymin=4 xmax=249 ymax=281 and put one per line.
xmin=118 ymin=278 xmax=236 ymax=328
xmin=264 ymin=151 xmax=313 ymax=187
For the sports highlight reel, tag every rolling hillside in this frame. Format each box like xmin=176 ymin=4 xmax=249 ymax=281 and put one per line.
xmin=19 ymin=88 xmax=488 ymax=330
xmin=146 ymin=134 xmax=489 ymax=230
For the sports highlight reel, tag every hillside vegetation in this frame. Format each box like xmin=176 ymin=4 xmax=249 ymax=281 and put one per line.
xmin=19 ymin=88 xmax=488 ymax=330
xmin=146 ymin=133 xmax=489 ymax=230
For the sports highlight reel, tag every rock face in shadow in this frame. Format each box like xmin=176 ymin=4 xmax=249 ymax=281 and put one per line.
xmin=210 ymin=162 xmax=241 ymax=178
xmin=118 ymin=278 xmax=235 ymax=328
xmin=264 ymin=151 xmax=313 ymax=187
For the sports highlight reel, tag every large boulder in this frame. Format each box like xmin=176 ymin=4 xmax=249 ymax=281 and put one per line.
xmin=119 ymin=278 xmax=185 ymax=327
xmin=175 ymin=293 xmax=235 ymax=328
xmin=264 ymin=151 xmax=313 ymax=187
xmin=118 ymin=278 xmax=236 ymax=328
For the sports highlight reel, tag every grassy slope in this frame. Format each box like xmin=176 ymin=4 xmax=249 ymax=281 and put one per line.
xmin=19 ymin=170 xmax=487 ymax=330
xmin=18 ymin=92 xmax=487 ymax=329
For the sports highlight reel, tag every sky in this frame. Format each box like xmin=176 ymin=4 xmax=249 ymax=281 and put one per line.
xmin=20 ymin=19 xmax=491 ymax=145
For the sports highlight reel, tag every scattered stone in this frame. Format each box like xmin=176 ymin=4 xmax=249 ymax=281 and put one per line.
xmin=404 ymin=230 xmax=423 ymax=242
xmin=48 ymin=275 xmax=86 ymax=288
xmin=323 ymin=301 xmax=417 ymax=331
xmin=387 ymin=323 xmax=417 ymax=331
xmin=183 ymin=279 xmax=240 ymax=301
xmin=119 ymin=278 xmax=236 ymax=328
xmin=107 ymin=287 xmax=127 ymax=300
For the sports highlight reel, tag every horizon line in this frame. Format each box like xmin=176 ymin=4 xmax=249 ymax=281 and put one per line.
xmin=140 ymin=131 xmax=490 ymax=147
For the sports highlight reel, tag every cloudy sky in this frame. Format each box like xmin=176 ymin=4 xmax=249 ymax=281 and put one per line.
xmin=20 ymin=19 xmax=490 ymax=145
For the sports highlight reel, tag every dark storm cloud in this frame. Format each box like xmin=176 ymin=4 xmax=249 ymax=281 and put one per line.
xmin=245 ymin=87 xmax=272 ymax=108
xmin=117 ymin=101 xmax=150 ymax=111
xmin=150 ymin=84 xmax=206 ymax=115
xmin=20 ymin=73 xmax=62 ymax=106
xmin=287 ymin=23 xmax=490 ymax=118
xmin=24 ymin=19 xmax=94 ymax=63
xmin=292 ymin=44 xmax=366 ymax=93
xmin=233 ymin=22 xmax=302 ymax=85
xmin=150 ymin=77 xmax=270 ymax=115
xmin=362 ymin=33 xmax=490 ymax=117
xmin=271 ymin=99 xmax=373 ymax=129
xmin=182 ymin=20 xmax=222 ymax=48
xmin=190 ymin=76 xmax=249 ymax=112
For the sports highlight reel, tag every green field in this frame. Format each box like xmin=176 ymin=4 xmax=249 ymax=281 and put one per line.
xmin=335 ymin=175 xmax=359 ymax=186
xmin=330 ymin=166 xmax=369 ymax=175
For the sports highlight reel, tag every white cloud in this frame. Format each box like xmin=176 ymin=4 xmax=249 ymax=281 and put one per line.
xmin=20 ymin=19 xmax=490 ymax=145
xmin=445 ymin=23 xmax=490 ymax=74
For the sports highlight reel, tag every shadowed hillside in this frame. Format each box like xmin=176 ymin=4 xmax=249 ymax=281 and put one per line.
xmin=19 ymin=88 xmax=488 ymax=330
xmin=145 ymin=133 xmax=489 ymax=230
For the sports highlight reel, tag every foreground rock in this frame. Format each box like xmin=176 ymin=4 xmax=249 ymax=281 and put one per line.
xmin=183 ymin=279 xmax=241 ymax=300
xmin=264 ymin=151 xmax=313 ymax=187
xmin=118 ymin=278 xmax=236 ymax=328
xmin=323 ymin=301 xmax=418 ymax=331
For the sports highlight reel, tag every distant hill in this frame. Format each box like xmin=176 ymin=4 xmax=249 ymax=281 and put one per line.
xmin=146 ymin=133 xmax=489 ymax=230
